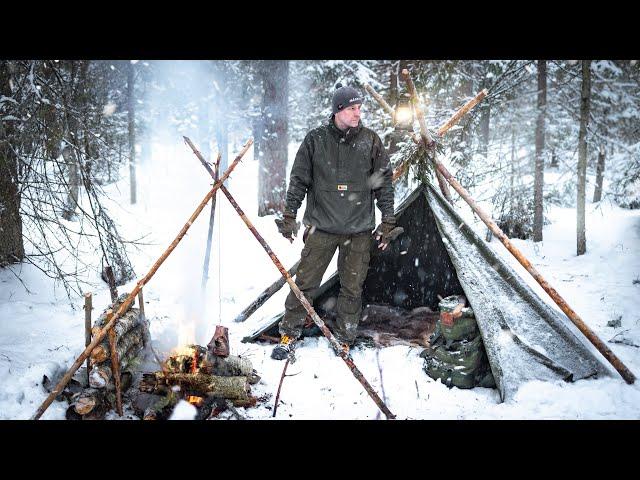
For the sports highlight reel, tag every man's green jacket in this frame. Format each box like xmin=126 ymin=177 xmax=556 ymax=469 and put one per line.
xmin=285 ymin=117 xmax=394 ymax=235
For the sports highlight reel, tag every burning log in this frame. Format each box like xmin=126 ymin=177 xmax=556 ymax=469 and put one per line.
xmin=90 ymin=324 xmax=144 ymax=365
xmin=201 ymin=353 xmax=259 ymax=383
xmin=163 ymin=344 xmax=260 ymax=385
xmin=139 ymin=372 xmax=250 ymax=402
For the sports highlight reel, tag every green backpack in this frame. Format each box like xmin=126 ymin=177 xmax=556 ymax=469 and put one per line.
xmin=438 ymin=295 xmax=479 ymax=343
xmin=420 ymin=296 xmax=496 ymax=390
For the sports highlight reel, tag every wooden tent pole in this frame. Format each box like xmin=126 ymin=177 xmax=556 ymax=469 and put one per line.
xmin=31 ymin=139 xmax=253 ymax=420
xmin=436 ymin=89 xmax=488 ymax=137
xmin=201 ymin=152 xmax=222 ymax=291
xmin=184 ymin=138 xmax=396 ymax=419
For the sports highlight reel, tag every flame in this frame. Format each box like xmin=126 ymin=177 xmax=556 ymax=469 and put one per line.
xmin=191 ymin=348 xmax=199 ymax=374
xmin=187 ymin=396 xmax=204 ymax=407
xmin=170 ymin=344 xmax=196 ymax=357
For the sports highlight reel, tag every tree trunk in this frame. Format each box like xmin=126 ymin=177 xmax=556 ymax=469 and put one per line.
xmin=61 ymin=145 xmax=79 ymax=221
xmin=577 ymin=60 xmax=591 ymax=256
xmin=257 ymin=60 xmax=288 ymax=217
xmin=127 ymin=61 xmax=137 ymax=205
xmin=60 ymin=60 xmax=89 ymax=222
xmin=479 ymin=102 xmax=490 ymax=160
xmin=593 ymin=145 xmax=606 ymax=202
xmin=533 ymin=60 xmax=547 ymax=242
xmin=0 ymin=61 xmax=24 ymax=266
xmin=550 ymin=147 xmax=558 ymax=168
xmin=510 ymin=128 xmax=516 ymax=216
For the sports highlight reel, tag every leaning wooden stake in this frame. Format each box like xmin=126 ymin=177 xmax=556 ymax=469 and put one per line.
xmin=106 ymin=311 xmax=123 ymax=416
xmin=31 ymin=139 xmax=253 ymax=420
xmin=272 ymin=357 xmax=290 ymax=418
xmin=233 ymin=259 xmax=301 ymax=323
xmin=184 ymin=139 xmax=395 ymax=419
xmin=84 ymin=292 xmax=92 ymax=386
xmin=201 ymin=152 xmax=222 ymax=291
xmin=436 ymin=89 xmax=487 ymax=137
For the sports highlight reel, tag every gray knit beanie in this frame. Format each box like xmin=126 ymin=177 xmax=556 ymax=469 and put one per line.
xmin=332 ymin=83 xmax=363 ymax=114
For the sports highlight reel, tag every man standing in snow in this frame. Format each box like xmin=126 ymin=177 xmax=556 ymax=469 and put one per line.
xmin=271 ymin=83 xmax=398 ymax=360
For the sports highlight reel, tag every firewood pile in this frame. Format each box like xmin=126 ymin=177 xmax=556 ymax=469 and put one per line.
xmin=47 ymin=293 xmax=148 ymax=420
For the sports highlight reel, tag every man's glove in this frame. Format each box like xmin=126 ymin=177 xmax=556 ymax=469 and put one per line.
xmin=374 ymin=216 xmax=404 ymax=250
xmin=275 ymin=211 xmax=299 ymax=242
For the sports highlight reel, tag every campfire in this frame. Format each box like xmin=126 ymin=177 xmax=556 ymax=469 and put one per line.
xmin=138 ymin=343 xmax=262 ymax=420
xmin=46 ymin=295 xmax=264 ymax=420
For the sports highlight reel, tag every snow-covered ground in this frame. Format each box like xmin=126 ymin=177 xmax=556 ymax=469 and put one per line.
xmin=1 ymin=139 xmax=639 ymax=420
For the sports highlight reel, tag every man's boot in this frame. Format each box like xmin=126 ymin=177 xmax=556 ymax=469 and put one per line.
xmin=271 ymin=335 xmax=295 ymax=360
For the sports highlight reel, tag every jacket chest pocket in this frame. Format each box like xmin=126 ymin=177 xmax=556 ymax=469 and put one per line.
xmin=348 ymin=138 xmax=374 ymax=182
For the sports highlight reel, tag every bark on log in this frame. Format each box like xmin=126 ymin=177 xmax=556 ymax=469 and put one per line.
xmin=201 ymin=353 xmax=259 ymax=383
xmin=91 ymin=307 xmax=140 ymax=336
xmin=143 ymin=392 xmax=179 ymax=420
xmin=73 ymin=372 xmax=132 ymax=416
xmin=140 ymin=372 xmax=250 ymax=400
xmin=91 ymin=323 xmax=144 ymax=365
xmin=90 ymin=341 xmax=143 ymax=388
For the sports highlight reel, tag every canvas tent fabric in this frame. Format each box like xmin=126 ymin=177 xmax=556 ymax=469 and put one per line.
xmin=244 ymin=181 xmax=612 ymax=401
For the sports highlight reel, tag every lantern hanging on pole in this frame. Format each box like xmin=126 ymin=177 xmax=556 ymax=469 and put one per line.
xmin=394 ymin=93 xmax=414 ymax=131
